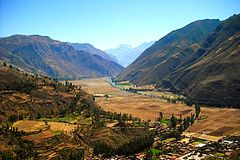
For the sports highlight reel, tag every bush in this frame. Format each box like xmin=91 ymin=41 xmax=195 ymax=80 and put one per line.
xmin=8 ymin=114 xmax=18 ymax=122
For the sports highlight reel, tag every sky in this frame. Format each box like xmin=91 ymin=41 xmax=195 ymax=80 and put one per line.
xmin=0 ymin=0 xmax=239 ymax=50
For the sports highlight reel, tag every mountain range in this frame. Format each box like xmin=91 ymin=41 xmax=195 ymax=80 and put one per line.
xmin=0 ymin=35 xmax=123 ymax=79
xmin=68 ymin=42 xmax=118 ymax=63
xmin=105 ymin=41 xmax=155 ymax=67
xmin=117 ymin=14 xmax=240 ymax=107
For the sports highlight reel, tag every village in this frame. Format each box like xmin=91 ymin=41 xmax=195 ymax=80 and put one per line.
xmin=103 ymin=120 xmax=240 ymax=160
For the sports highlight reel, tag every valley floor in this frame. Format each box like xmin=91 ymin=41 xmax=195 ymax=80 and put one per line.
xmin=71 ymin=77 xmax=240 ymax=137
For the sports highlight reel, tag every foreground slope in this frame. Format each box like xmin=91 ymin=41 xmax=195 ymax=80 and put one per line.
xmin=0 ymin=64 xmax=153 ymax=159
xmin=117 ymin=19 xmax=220 ymax=83
xmin=0 ymin=35 xmax=123 ymax=79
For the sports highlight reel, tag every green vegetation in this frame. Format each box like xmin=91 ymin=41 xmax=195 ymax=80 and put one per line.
xmin=148 ymin=148 xmax=163 ymax=156
xmin=40 ymin=113 xmax=78 ymax=123
xmin=214 ymin=152 xmax=225 ymax=157
xmin=54 ymin=130 xmax=63 ymax=135
xmin=169 ymin=114 xmax=177 ymax=128
xmin=195 ymin=138 xmax=206 ymax=143
xmin=163 ymin=138 xmax=176 ymax=143
xmin=159 ymin=119 xmax=170 ymax=125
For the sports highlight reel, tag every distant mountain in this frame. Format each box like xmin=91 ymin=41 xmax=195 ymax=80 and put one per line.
xmin=105 ymin=41 xmax=155 ymax=67
xmin=69 ymin=43 xmax=118 ymax=63
xmin=0 ymin=35 xmax=123 ymax=79
xmin=117 ymin=15 xmax=240 ymax=107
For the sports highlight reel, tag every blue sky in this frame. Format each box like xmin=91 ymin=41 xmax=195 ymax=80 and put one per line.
xmin=0 ymin=0 xmax=239 ymax=50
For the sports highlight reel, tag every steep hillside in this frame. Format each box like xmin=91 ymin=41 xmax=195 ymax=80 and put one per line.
xmin=166 ymin=14 xmax=240 ymax=107
xmin=0 ymin=35 xmax=123 ymax=79
xmin=105 ymin=41 xmax=155 ymax=67
xmin=69 ymin=42 xmax=118 ymax=63
xmin=117 ymin=19 xmax=220 ymax=83
xmin=0 ymin=64 xmax=154 ymax=159
xmin=117 ymin=15 xmax=240 ymax=107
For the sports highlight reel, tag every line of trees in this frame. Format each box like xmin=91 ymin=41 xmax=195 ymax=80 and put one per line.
xmin=170 ymin=104 xmax=201 ymax=132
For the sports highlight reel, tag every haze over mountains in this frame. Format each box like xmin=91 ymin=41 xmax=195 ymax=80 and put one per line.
xmin=117 ymin=14 xmax=240 ymax=107
xmin=0 ymin=35 xmax=123 ymax=79
xmin=105 ymin=41 xmax=155 ymax=67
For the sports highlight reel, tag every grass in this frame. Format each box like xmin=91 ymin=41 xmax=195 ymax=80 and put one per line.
xmin=163 ymin=138 xmax=176 ymax=143
xmin=160 ymin=119 xmax=170 ymax=125
xmin=78 ymin=117 xmax=92 ymax=125
xmin=116 ymin=83 xmax=132 ymax=86
xmin=54 ymin=130 xmax=63 ymax=135
xmin=195 ymin=138 xmax=207 ymax=143
xmin=149 ymin=148 xmax=163 ymax=155
xmin=40 ymin=113 xmax=92 ymax=125
xmin=214 ymin=152 xmax=225 ymax=157
xmin=133 ymin=122 xmax=146 ymax=127
xmin=40 ymin=114 xmax=78 ymax=123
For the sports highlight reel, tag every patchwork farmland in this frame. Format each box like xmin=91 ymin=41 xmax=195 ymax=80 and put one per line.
xmin=71 ymin=77 xmax=240 ymax=137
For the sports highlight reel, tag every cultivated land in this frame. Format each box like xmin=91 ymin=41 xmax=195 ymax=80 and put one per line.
xmin=12 ymin=120 xmax=78 ymax=137
xmin=71 ymin=78 xmax=240 ymax=137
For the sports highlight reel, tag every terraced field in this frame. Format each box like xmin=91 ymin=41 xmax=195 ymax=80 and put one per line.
xmin=12 ymin=120 xmax=78 ymax=136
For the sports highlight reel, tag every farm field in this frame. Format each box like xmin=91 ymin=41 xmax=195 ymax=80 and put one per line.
xmin=71 ymin=78 xmax=240 ymax=137
xmin=12 ymin=120 xmax=78 ymax=136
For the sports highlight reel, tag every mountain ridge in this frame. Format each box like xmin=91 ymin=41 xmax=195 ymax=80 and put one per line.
xmin=68 ymin=42 xmax=118 ymax=63
xmin=0 ymin=34 xmax=123 ymax=79
xmin=117 ymin=19 xmax=221 ymax=83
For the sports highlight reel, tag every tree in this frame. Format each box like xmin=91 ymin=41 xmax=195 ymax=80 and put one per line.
xmin=190 ymin=113 xmax=195 ymax=124
xmin=159 ymin=112 xmax=163 ymax=121
xmin=185 ymin=98 xmax=193 ymax=106
xmin=65 ymin=80 xmax=69 ymax=86
xmin=8 ymin=114 xmax=18 ymax=122
xmin=169 ymin=114 xmax=177 ymax=128
xmin=179 ymin=114 xmax=182 ymax=123
xmin=183 ymin=118 xmax=189 ymax=130
xmin=195 ymin=104 xmax=201 ymax=118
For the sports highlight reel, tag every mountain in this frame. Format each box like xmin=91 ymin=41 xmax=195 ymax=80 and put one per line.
xmin=105 ymin=41 xmax=155 ymax=67
xmin=117 ymin=15 xmax=240 ymax=107
xmin=0 ymin=35 xmax=123 ymax=79
xmin=69 ymin=42 xmax=118 ymax=63
xmin=165 ymin=14 xmax=240 ymax=107
xmin=117 ymin=19 xmax=221 ymax=83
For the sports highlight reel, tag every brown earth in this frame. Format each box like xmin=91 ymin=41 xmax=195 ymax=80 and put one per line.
xmin=72 ymin=78 xmax=240 ymax=136
xmin=13 ymin=120 xmax=78 ymax=136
